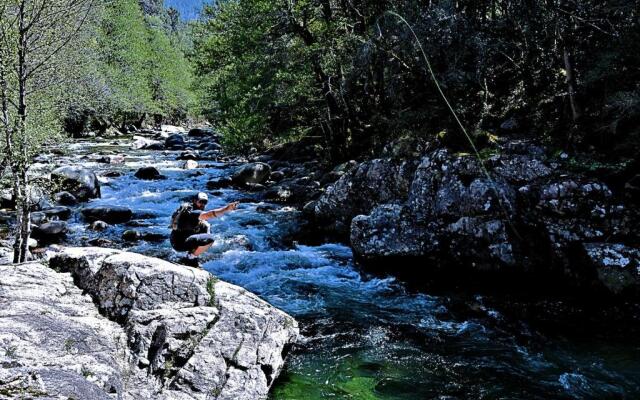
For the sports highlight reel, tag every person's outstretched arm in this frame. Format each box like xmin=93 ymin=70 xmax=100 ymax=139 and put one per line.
xmin=199 ymin=202 xmax=239 ymax=221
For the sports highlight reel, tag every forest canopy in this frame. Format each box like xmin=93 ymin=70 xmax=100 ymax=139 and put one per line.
xmin=192 ymin=0 xmax=640 ymax=160
xmin=65 ymin=0 xmax=196 ymax=134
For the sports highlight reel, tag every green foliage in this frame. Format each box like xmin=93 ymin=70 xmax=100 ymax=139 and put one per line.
xmin=95 ymin=0 xmax=155 ymax=116
xmin=81 ymin=0 xmax=195 ymax=126
xmin=193 ymin=0 xmax=316 ymax=153
xmin=193 ymin=0 xmax=640 ymax=159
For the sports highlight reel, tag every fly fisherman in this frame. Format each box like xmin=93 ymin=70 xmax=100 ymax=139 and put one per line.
xmin=170 ymin=192 xmax=239 ymax=267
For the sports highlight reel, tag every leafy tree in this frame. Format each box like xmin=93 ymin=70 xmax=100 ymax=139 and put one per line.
xmin=193 ymin=0 xmax=640 ymax=160
xmin=89 ymin=0 xmax=195 ymax=128
xmin=94 ymin=0 xmax=155 ymax=126
xmin=0 ymin=0 xmax=96 ymax=263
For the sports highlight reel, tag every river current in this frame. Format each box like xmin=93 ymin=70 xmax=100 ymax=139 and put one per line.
xmin=42 ymin=138 xmax=640 ymax=399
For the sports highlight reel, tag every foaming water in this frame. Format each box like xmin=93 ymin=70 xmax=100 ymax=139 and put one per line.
xmin=56 ymin=138 xmax=640 ymax=400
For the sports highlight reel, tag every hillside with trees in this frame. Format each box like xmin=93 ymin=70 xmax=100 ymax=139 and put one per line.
xmin=193 ymin=0 xmax=639 ymax=162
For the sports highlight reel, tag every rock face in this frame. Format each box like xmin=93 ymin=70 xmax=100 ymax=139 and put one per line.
xmin=0 ymin=248 xmax=298 ymax=399
xmin=51 ymin=166 xmax=101 ymax=202
xmin=310 ymin=139 xmax=640 ymax=295
xmin=232 ymin=163 xmax=272 ymax=186
xmin=0 ymin=261 xmax=139 ymax=399
xmin=313 ymin=159 xmax=418 ymax=228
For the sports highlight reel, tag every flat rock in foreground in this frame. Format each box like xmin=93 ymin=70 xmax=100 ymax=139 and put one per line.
xmin=0 ymin=248 xmax=298 ymax=399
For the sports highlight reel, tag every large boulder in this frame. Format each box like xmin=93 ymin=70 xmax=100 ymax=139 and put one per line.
xmin=44 ymin=248 xmax=299 ymax=399
xmin=165 ymin=133 xmax=186 ymax=150
xmin=51 ymin=166 xmax=101 ymax=202
xmin=232 ymin=162 xmax=272 ymax=186
xmin=313 ymin=158 xmax=418 ymax=228
xmin=314 ymin=139 xmax=639 ymax=294
xmin=134 ymin=166 xmax=165 ymax=180
xmin=578 ymin=243 xmax=640 ymax=296
xmin=31 ymin=221 xmax=68 ymax=244
xmin=81 ymin=205 xmax=133 ymax=224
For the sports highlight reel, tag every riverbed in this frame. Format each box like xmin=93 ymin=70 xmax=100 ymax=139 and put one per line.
xmin=39 ymin=137 xmax=640 ymax=399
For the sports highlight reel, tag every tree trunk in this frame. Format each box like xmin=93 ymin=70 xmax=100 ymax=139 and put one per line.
xmin=13 ymin=0 xmax=31 ymax=263
xmin=18 ymin=169 xmax=31 ymax=262
xmin=563 ymin=46 xmax=581 ymax=125
xmin=11 ymin=176 xmax=24 ymax=263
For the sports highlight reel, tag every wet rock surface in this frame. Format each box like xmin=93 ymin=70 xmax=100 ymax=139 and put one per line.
xmin=134 ymin=166 xmax=166 ymax=180
xmin=0 ymin=248 xmax=298 ymax=400
xmin=51 ymin=166 xmax=101 ymax=202
xmin=81 ymin=205 xmax=133 ymax=224
xmin=232 ymin=162 xmax=272 ymax=186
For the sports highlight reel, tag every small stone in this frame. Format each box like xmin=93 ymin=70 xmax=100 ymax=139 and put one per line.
xmin=90 ymin=220 xmax=109 ymax=231
xmin=183 ymin=160 xmax=198 ymax=170
xmin=122 ymin=230 xmax=140 ymax=242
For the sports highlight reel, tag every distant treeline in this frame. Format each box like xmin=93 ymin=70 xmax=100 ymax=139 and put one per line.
xmin=65 ymin=0 xmax=195 ymax=134
xmin=192 ymin=0 xmax=639 ymax=160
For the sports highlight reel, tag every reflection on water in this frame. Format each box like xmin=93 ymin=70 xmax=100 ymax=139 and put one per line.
xmin=53 ymin=139 xmax=640 ymax=400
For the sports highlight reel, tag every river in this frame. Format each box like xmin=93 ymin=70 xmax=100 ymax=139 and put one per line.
xmin=42 ymin=137 xmax=640 ymax=399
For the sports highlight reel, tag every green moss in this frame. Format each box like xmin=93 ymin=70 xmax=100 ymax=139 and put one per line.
xmin=336 ymin=376 xmax=381 ymax=399
xmin=206 ymin=276 xmax=219 ymax=307
xmin=63 ymin=338 xmax=76 ymax=353
xmin=4 ymin=345 xmax=18 ymax=359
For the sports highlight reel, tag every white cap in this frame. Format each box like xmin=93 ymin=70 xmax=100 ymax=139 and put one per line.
xmin=196 ymin=192 xmax=208 ymax=201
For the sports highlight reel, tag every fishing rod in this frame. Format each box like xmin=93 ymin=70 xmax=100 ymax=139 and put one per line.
xmin=380 ymin=11 xmax=521 ymax=240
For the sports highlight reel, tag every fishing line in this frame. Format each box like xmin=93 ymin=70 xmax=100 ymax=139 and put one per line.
xmin=382 ymin=11 xmax=521 ymax=239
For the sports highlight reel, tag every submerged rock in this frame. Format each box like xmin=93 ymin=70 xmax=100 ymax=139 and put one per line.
xmin=51 ymin=166 xmax=100 ymax=202
xmin=81 ymin=206 xmax=133 ymax=224
xmin=134 ymin=166 xmax=165 ymax=180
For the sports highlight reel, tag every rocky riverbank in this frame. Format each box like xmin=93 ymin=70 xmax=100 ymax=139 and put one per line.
xmin=0 ymin=247 xmax=298 ymax=399
xmin=1 ymin=128 xmax=640 ymax=398
xmin=302 ymin=138 xmax=639 ymax=297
